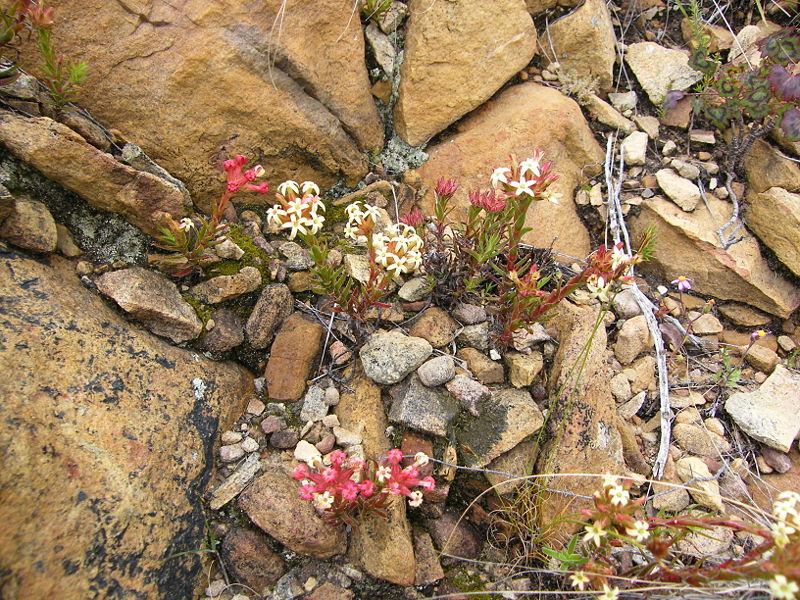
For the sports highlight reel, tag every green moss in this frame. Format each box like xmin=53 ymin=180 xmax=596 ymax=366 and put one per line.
xmin=183 ymin=294 xmax=214 ymax=326
xmin=447 ymin=568 xmax=493 ymax=599
xmin=205 ymin=224 xmax=274 ymax=282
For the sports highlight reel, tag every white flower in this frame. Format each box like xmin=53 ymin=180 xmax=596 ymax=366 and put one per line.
xmin=377 ymin=465 xmax=392 ymax=483
xmin=414 ymin=452 xmax=429 ymax=466
xmin=252 ymin=164 xmax=265 ymax=178
xmin=308 ymin=212 xmax=325 ymax=234
xmin=408 ymin=491 xmax=424 ymax=507
xmin=608 ymin=485 xmax=630 ymax=507
xmin=283 ymin=214 xmax=308 ymax=239
xmin=601 ymin=474 xmax=619 ymax=489
xmin=542 ymin=189 xmax=561 ymax=204
xmin=583 ymin=521 xmax=607 ymax=547
xmin=490 ymin=167 xmax=511 ymax=188
xmin=312 ymin=491 xmax=334 ymax=511
xmin=301 ymin=181 xmax=320 ymax=195
xmin=178 ymin=217 xmax=194 ymax=231
xmin=769 ymin=575 xmax=799 ymax=600
xmin=518 ymin=158 xmax=541 ymax=178
xmin=587 ymin=275 xmax=611 ymax=303
xmin=278 ymin=180 xmax=300 ymax=197
xmin=772 ymin=520 xmax=796 ymax=549
xmin=626 ymin=520 xmax=650 ymax=542
xmin=569 ymin=571 xmax=589 ymax=591
xmin=598 ymin=584 xmax=619 ymax=600
xmin=611 ymin=245 xmax=630 ymax=271
xmin=286 ymin=198 xmax=306 ymax=216
xmin=509 ymin=177 xmax=534 ymax=197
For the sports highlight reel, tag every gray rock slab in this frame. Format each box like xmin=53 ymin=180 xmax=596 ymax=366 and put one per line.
xmin=361 ymin=330 xmax=433 ymax=385
xmin=389 ymin=376 xmax=460 ymax=437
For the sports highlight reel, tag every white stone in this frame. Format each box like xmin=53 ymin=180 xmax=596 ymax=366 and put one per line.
xmin=240 ymin=437 xmax=259 ymax=453
xmin=294 ymin=440 xmax=322 ymax=465
xmin=655 ymin=168 xmax=701 ymax=211
xmin=622 ymin=131 xmax=648 ymax=166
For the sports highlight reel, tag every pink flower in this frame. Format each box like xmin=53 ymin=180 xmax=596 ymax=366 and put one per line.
xmin=468 ymin=190 xmax=507 ymax=213
xmin=399 ymin=208 xmax=424 ymax=228
xmin=671 ymin=276 xmax=693 ymax=292
xmin=387 ymin=449 xmax=404 ymax=464
xmin=329 ymin=450 xmax=347 ymax=467
xmin=223 ymin=155 xmax=269 ymax=196
xmin=435 ymin=178 xmax=459 ymax=199
xmin=359 ymin=480 xmax=375 ymax=497
xmin=293 ymin=463 xmax=309 ymax=480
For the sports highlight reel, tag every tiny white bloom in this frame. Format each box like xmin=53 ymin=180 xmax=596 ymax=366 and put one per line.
xmin=252 ymin=164 xmax=265 ymax=178
xmin=598 ymin=584 xmax=619 ymax=600
xmin=408 ymin=491 xmax=424 ymax=507
xmin=583 ymin=521 xmax=607 ymax=547
xmin=178 ymin=217 xmax=194 ymax=231
xmin=309 ymin=213 xmax=325 ymax=234
xmin=414 ymin=452 xmax=429 ymax=466
xmin=377 ymin=465 xmax=392 ymax=483
xmin=490 ymin=167 xmax=511 ymax=188
xmin=772 ymin=521 xmax=796 ymax=548
xmin=611 ymin=245 xmax=630 ymax=271
xmin=518 ymin=158 xmax=541 ymax=178
xmin=769 ymin=575 xmax=799 ymax=600
xmin=312 ymin=491 xmax=334 ymax=511
xmin=601 ymin=473 xmax=619 ymax=489
xmin=301 ymin=181 xmax=320 ymax=195
xmin=569 ymin=571 xmax=589 ymax=591
xmin=626 ymin=520 xmax=650 ymax=542
xmin=286 ymin=198 xmax=306 ymax=216
xmin=278 ymin=180 xmax=300 ymax=197
xmin=608 ymin=485 xmax=630 ymax=507
xmin=509 ymin=177 xmax=534 ymax=197
xmin=587 ymin=275 xmax=611 ymax=303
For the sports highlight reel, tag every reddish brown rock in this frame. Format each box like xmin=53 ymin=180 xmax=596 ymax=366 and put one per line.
xmin=0 ymin=197 xmax=57 ymax=253
xmin=411 ymin=83 xmax=602 ymax=258
xmin=408 ymin=307 xmax=460 ymax=348
xmin=456 ymin=347 xmax=504 ymax=385
xmin=16 ymin=0 xmax=379 ymax=209
xmin=0 ymin=111 xmax=185 ymax=236
xmin=221 ymin=527 xmax=286 ymax=591
xmin=394 ymin=0 xmax=537 ymax=146
xmin=238 ymin=456 xmax=347 ymax=559
xmin=265 ymin=312 xmax=324 ymax=401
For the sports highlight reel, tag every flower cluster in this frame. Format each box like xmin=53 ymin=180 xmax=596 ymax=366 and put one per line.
xmin=223 ymin=155 xmax=270 ymax=195
xmin=488 ymin=150 xmax=561 ymax=204
xmin=266 ymin=180 xmax=326 ymax=239
xmin=344 ymin=203 xmax=424 ymax=275
xmin=581 ymin=242 xmax=641 ymax=304
xmin=772 ymin=491 xmax=800 ymax=549
xmin=293 ymin=449 xmax=435 ymax=525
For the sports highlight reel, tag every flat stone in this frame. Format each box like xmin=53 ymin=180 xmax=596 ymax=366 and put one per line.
xmin=389 ymin=376 xmax=460 ymax=437
xmin=408 ymin=307 xmax=460 ymax=348
xmin=743 ymin=139 xmax=800 ymax=195
xmin=201 ymin=308 xmax=244 ymax=353
xmin=417 ymin=355 xmax=456 ymax=387
xmin=726 ymin=365 xmax=800 ymax=452
xmin=675 ymin=456 xmax=723 ymax=511
xmin=746 ymin=187 xmax=800 ymax=277
xmin=209 ymin=453 xmax=262 ymax=510
xmin=96 ymin=266 xmax=202 ymax=343
xmin=610 ymin=373 xmax=632 ymax=402
xmin=691 ymin=313 xmax=723 ymax=335
xmin=456 ymin=347 xmax=504 ymax=385
xmin=503 ymin=351 xmax=543 ymax=388
xmin=0 ymin=197 xmax=57 ymax=253
xmin=673 ymin=423 xmax=732 ymax=458
xmin=617 ymin=391 xmax=646 ymax=419
xmin=240 ymin=437 xmax=259 ymax=453
xmin=625 ymin=42 xmax=702 ymax=104
xmin=454 ymin=387 xmax=544 ymax=468
xmin=214 ymin=237 xmax=245 ymax=260
xmin=656 ymin=168 xmax=700 ymax=211
xmin=300 ymin=385 xmax=329 ymax=423
xmin=717 ymin=303 xmax=772 ymax=327
xmin=221 ymin=527 xmax=286 ymax=591
xmin=542 ymin=0 xmax=616 ymax=92
xmin=485 ymin=438 xmax=537 ymax=495
xmin=286 ymin=271 xmax=312 ymax=293
xmin=425 ymin=510 xmax=483 ymax=561
xmin=612 ymin=287 xmax=642 ymax=319
xmin=394 ymin=0 xmax=537 ymax=146
xmin=365 ymin=23 xmax=395 ymax=76
xmin=413 ymin=528 xmax=445 ymax=586
xmin=306 ymin=582 xmax=353 ymax=600
xmin=360 ymin=330 xmax=433 ymax=385
xmin=0 ymin=112 xmax=186 ymax=236
xmin=457 ymin=322 xmax=490 ymax=350
xmin=220 ymin=444 xmax=245 ymax=463
xmin=445 ymin=374 xmax=491 ymax=417
xmin=629 ymin=195 xmax=800 ymax=318
xmin=650 ymin=480 xmax=691 ymax=513
xmin=609 ymin=91 xmax=637 ymax=112
xmin=761 ymin=447 xmax=793 ymax=474
xmin=452 ymin=303 xmax=487 ymax=324
xmin=265 ymin=312 xmax=324 ymax=401
xmin=582 ymin=94 xmax=634 ymax=133
xmin=635 ymin=115 xmax=660 ymax=139
xmin=239 ymin=457 xmax=347 ymax=559
xmin=614 ymin=315 xmax=653 ymax=365
xmin=621 ymin=131 xmax=648 ymax=166
xmin=677 ymin=524 xmax=734 ymax=556
xmin=270 ymin=429 xmax=299 ymax=449
xmin=671 ymin=159 xmax=700 ymax=180
xmin=744 ymin=344 xmax=779 ymax=373
xmin=398 ymin=277 xmax=430 ymax=302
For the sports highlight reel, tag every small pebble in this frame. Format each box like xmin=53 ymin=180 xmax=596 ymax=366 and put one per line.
xmin=261 ymin=415 xmax=285 ymax=434
xmin=325 ymin=386 xmax=340 ymax=406
xmin=322 ymin=414 xmax=340 ymax=428
xmin=220 ymin=444 xmax=245 ymax=462
xmin=246 ymin=398 xmax=266 ymax=415
xmin=240 ymin=437 xmax=259 ymax=453
xmin=206 ymin=580 xmax=227 ymax=598
xmin=221 ymin=431 xmax=243 ymax=444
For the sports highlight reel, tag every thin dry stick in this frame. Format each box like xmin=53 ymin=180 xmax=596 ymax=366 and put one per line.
xmin=603 ymin=135 xmax=672 ymax=480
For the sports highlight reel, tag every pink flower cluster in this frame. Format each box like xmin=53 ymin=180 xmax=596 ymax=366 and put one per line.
xmin=223 ymin=155 xmax=269 ymax=195
xmin=293 ymin=449 xmax=435 ymax=522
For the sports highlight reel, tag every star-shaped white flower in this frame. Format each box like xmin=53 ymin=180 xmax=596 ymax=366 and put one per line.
xmin=598 ymin=584 xmax=619 ymax=600
xmin=608 ymin=485 xmax=630 ymax=507
xmin=278 ymin=180 xmax=300 ymax=197
xmin=408 ymin=491 xmax=424 ymax=507
xmin=583 ymin=521 xmax=607 ymax=547
xmin=770 ymin=575 xmax=799 ymax=600
xmin=178 ymin=217 xmax=194 ymax=231
xmin=490 ymin=167 xmax=511 ymax=188
xmin=518 ymin=158 xmax=541 ymax=178
xmin=300 ymin=181 xmax=320 ymax=195
xmin=509 ymin=177 xmax=535 ymax=197
xmin=626 ymin=520 xmax=650 ymax=542
xmin=569 ymin=571 xmax=590 ymax=591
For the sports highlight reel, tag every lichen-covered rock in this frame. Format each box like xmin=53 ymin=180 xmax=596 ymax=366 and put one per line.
xmin=189 ymin=266 xmax=261 ymax=304
xmin=389 ymin=376 xmax=460 ymax=437
xmin=96 ymin=266 xmax=203 ymax=343
xmin=0 ymin=197 xmax=57 ymax=253
xmin=360 ymin=330 xmax=432 ymax=385
xmin=245 ymin=283 xmax=294 ymax=350
xmin=0 ymin=252 xmax=252 ymax=600
xmin=625 ymin=42 xmax=703 ymax=104
xmin=746 ymin=187 xmax=800 ymax=277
